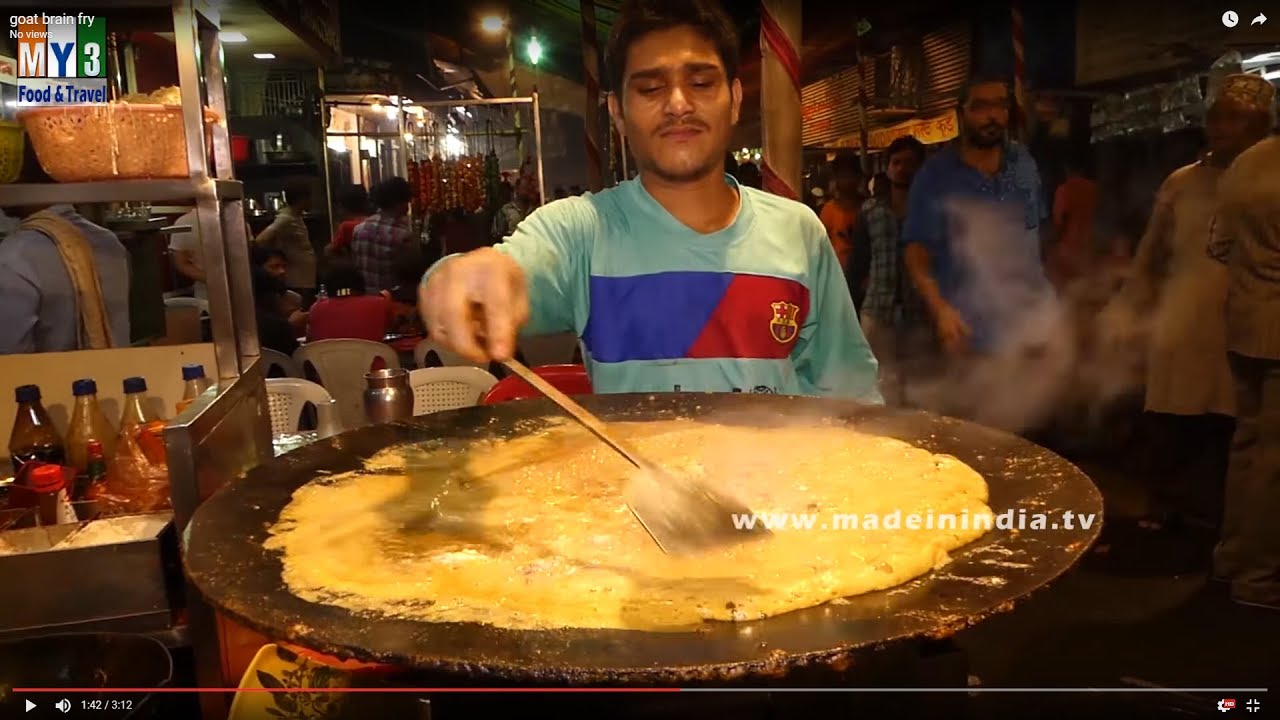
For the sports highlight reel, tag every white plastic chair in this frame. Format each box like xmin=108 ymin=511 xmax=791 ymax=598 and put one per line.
xmin=516 ymin=332 xmax=580 ymax=366
xmin=260 ymin=348 xmax=302 ymax=378
xmin=164 ymin=296 xmax=210 ymax=316
xmin=265 ymin=378 xmax=332 ymax=437
xmin=413 ymin=338 xmax=487 ymax=369
xmin=408 ymin=367 xmax=498 ymax=416
xmin=294 ymin=339 xmax=400 ymax=428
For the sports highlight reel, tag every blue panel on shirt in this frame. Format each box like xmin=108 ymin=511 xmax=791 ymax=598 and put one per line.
xmin=582 ymin=271 xmax=734 ymax=362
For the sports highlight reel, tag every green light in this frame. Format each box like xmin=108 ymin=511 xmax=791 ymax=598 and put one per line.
xmin=527 ymin=36 xmax=543 ymax=66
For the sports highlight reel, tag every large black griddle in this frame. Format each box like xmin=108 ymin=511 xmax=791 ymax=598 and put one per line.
xmin=184 ymin=393 xmax=1102 ymax=685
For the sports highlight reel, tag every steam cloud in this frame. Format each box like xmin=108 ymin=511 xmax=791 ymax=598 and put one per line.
xmin=902 ymin=197 xmax=1146 ymax=434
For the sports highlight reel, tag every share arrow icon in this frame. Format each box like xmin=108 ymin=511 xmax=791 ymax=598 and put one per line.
xmin=25 ymin=699 xmax=35 ymax=712
xmin=1253 ymin=13 xmax=1267 ymax=26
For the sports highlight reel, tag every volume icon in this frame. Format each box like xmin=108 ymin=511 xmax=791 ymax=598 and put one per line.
xmin=55 ymin=698 xmax=71 ymax=713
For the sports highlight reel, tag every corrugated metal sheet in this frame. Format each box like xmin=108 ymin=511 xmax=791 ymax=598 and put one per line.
xmin=920 ymin=24 xmax=971 ymax=116
xmin=801 ymin=57 xmax=876 ymax=147
xmin=802 ymin=23 xmax=970 ymax=149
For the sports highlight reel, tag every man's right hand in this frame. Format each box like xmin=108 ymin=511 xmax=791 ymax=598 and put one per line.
xmin=418 ymin=248 xmax=530 ymax=363
xmin=933 ymin=302 xmax=971 ymax=356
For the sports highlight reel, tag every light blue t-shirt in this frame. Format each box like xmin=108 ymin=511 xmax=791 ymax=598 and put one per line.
xmin=428 ymin=175 xmax=881 ymax=402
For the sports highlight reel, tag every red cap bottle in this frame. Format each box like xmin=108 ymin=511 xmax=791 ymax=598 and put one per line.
xmin=29 ymin=463 xmax=65 ymax=493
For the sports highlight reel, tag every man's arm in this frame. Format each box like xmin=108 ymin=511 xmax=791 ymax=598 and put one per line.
xmin=422 ymin=197 xmax=593 ymax=337
xmin=793 ymin=216 xmax=883 ymax=403
xmin=901 ymin=166 xmax=949 ymax=317
xmin=0 ymin=263 xmax=40 ymax=355
xmin=846 ymin=211 xmax=872 ymax=300
xmin=1052 ymin=183 xmax=1069 ymax=240
xmin=1123 ymin=175 xmax=1176 ymax=307
xmin=172 ymin=249 xmax=205 ymax=283
xmin=255 ymin=216 xmax=286 ymax=245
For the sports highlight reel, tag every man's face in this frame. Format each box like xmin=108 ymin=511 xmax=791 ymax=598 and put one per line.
xmin=887 ymin=148 xmax=922 ymax=187
xmin=960 ymin=83 xmax=1010 ymax=148
xmin=1206 ymin=99 xmax=1261 ymax=160
xmin=263 ymin=256 xmax=287 ymax=279
xmin=835 ymin=169 xmax=862 ymax=199
xmin=608 ymin=26 xmax=741 ymax=184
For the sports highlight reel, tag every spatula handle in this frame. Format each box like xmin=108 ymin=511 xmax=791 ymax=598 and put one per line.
xmin=500 ymin=359 xmax=647 ymax=470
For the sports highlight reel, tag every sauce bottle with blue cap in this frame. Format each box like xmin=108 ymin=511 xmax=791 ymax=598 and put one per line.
xmin=7 ymin=384 xmax=65 ymax=477
xmin=66 ymin=378 xmax=117 ymax=478
xmin=119 ymin=376 xmax=161 ymax=432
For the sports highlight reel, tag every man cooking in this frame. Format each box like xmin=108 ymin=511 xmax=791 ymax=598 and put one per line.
xmin=419 ymin=0 xmax=880 ymax=400
xmin=902 ymin=76 xmax=1053 ymax=418
xmin=1206 ymin=73 xmax=1279 ymax=611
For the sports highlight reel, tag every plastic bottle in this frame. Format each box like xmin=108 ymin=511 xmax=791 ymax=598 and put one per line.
xmin=176 ymin=364 xmax=212 ymax=414
xmin=27 ymin=463 xmax=73 ymax=526
xmin=315 ymin=283 xmax=328 ymax=302
xmin=119 ymin=376 xmax=160 ymax=437
xmin=78 ymin=439 xmax=109 ymax=511
xmin=65 ymin=378 xmax=118 ymax=477
xmin=181 ymin=364 xmax=211 ymax=400
xmin=8 ymin=384 xmax=65 ymax=477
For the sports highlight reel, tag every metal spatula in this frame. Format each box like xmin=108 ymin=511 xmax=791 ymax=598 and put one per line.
xmin=500 ymin=358 xmax=772 ymax=555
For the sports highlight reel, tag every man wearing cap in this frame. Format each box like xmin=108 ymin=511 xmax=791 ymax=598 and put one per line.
xmin=1206 ymin=73 xmax=1279 ymax=610
xmin=1101 ymin=76 xmax=1274 ymax=531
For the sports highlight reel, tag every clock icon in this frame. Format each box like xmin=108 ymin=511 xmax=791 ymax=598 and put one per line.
xmin=1223 ymin=10 xmax=1239 ymax=27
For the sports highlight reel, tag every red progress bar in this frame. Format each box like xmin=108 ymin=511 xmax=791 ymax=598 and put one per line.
xmin=16 ymin=688 xmax=682 ymax=693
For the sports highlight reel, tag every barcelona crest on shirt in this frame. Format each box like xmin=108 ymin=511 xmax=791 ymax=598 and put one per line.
xmin=769 ymin=301 xmax=800 ymax=344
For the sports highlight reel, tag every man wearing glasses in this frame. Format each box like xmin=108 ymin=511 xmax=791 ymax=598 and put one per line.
xmin=901 ymin=76 xmax=1054 ymax=418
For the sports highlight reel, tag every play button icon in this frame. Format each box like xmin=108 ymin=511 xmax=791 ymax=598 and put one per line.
xmin=25 ymin=699 xmax=35 ymax=712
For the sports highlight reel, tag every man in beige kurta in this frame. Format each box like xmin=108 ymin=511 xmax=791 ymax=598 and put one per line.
xmin=1106 ymin=81 xmax=1269 ymax=530
xmin=1206 ymin=74 xmax=1279 ymax=611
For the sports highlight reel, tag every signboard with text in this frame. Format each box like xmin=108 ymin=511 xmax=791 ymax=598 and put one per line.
xmin=8 ymin=13 xmax=108 ymax=104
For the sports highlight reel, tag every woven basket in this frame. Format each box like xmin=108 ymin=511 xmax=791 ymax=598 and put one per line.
xmin=16 ymin=104 xmax=219 ymax=182
xmin=0 ymin=121 xmax=23 ymax=184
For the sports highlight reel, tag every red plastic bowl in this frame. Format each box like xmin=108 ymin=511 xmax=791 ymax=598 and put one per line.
xmin=482 ymin=364 xmax=593 ymax=404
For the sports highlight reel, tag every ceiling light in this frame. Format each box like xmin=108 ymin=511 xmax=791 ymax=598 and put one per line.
xmin=219 ymin=31 xmax=247 ymax=43
xmin=481 ymin=15 xmax=505 ymax=34
xmin=253 ymin=53 xmax=275 ymax=60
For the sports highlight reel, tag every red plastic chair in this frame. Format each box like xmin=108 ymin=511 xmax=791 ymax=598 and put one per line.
xmin=482 ymin=364 xmax=593 ymax=404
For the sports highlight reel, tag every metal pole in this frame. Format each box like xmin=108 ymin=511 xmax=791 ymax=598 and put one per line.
xmin=580 ymin=0 xmax=603 ymax=191
xmin=319 ymin=68 xmax=335 ymax=243
xmin=507 ymin=25 xmax=524 ymax=162
xmin=759 ymin=0 xmax=802 ymax=199
xmin=533 ymin=91 xmax=546 ymax=204
xmin=1011 ymin=0 xmax=1031 ymax=142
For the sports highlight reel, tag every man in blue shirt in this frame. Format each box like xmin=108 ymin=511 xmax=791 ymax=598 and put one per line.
xmin=418 ymin=0 xmax=880 ymax=401
xmin=0 ymin=152 xmax=130 ymax=354
xmin=903 ymin=77 xmax=1051 ymax=360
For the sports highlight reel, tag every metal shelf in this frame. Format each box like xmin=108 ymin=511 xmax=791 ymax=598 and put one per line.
xmin=0 ymin=179 xmax=242 ymax=207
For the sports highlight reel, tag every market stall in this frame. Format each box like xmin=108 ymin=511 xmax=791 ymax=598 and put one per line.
xmin=0 ymin=3 xmax=270 ymax=718
xmin=402 ymin=96 xmax=546 ymax=252
xmin=325 ymin=94 xmax=545 ymax=236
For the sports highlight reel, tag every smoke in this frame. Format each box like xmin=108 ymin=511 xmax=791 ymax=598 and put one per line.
xmin=903 ymin=197 xmax=1149 ymax=435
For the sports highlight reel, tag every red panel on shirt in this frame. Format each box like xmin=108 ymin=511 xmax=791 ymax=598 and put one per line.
xmin=685 ymin=274 xmax=810 ymax=359
xmin=307 ymin=295 xmax=392 ymax=342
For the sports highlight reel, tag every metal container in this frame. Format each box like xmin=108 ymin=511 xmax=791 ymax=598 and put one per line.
xmin=364 ymin=368 xmax=413 ymax=424
xmin=0 ymin=512 xmax=180 ymax=639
